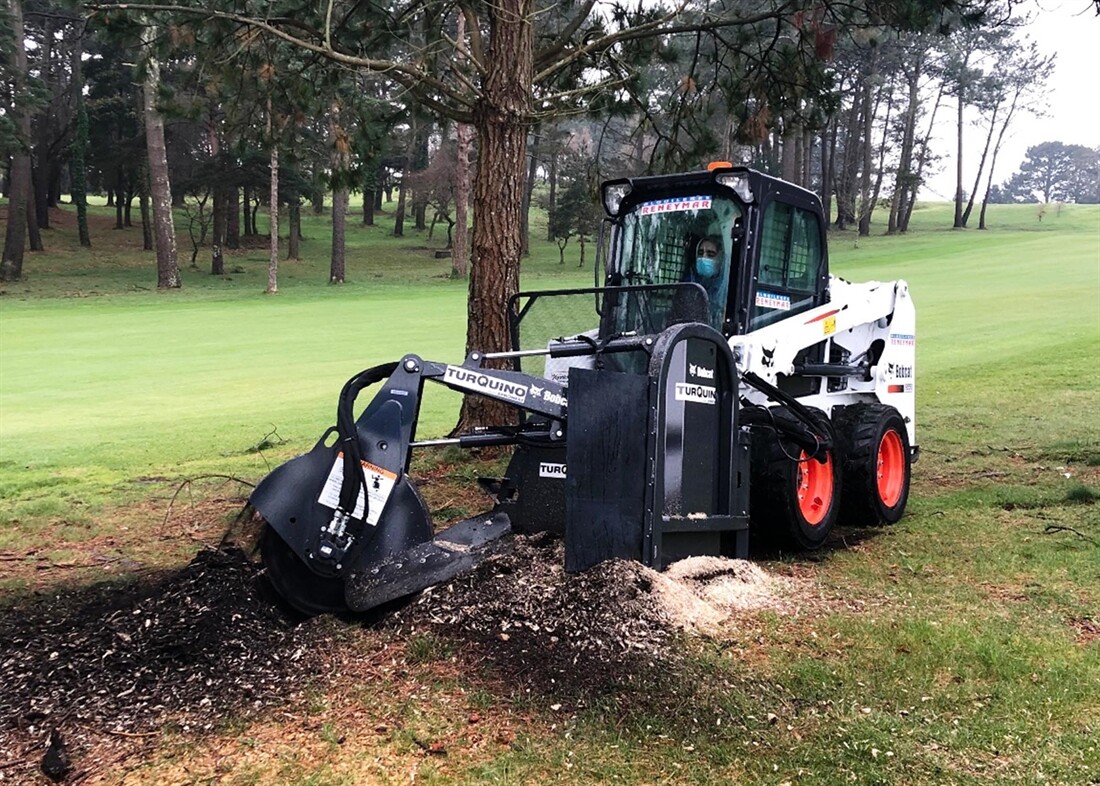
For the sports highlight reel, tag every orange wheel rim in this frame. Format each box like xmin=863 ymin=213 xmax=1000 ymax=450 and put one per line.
xmin=877 ymin=430 xmax=906 ymax=507
xmin=796 ymin=450 xmax=834 ymax=526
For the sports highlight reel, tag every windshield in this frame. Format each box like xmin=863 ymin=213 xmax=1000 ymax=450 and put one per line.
xmin=610 ymin=195 xmax=742 ymax=330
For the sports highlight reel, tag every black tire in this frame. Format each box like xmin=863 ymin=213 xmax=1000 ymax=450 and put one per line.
xmin=750 ymin=407 xmax=841 ymax=550
xmin=833 ymin=403 xmax=912 ymax=526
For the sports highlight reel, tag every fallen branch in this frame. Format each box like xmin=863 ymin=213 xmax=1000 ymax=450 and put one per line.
xmin=1043 ymin=524 xmax=1098 ymax=545
xmin=100 ymin=728 xmax=161 ymax=739
xmin=163 ymin=475 xmax=256 ymax=527
xmin=38 ymin=557 xmax=122 ymax=571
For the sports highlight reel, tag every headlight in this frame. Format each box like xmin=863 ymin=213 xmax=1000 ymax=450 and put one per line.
xmin=602 ymin=181 xmax=631 ymax=216
xmin=715 ymin=173 xmax=754 ymax=203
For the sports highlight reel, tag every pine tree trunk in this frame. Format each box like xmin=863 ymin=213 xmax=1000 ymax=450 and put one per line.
xmin=455 ymin=0 xmax=533 ymax=432
xmin=521 ymin=130 xmax=539 ymax=256
xmin=453 ymin=120 xmax=472 ymax=277
xmin=781 ymin=121 xmax=798 ymax=184
xmin=953 ymin=87 xmax=965 ymax=228
xmin=821 ymin=120 xmax=837 ymax=225
xmin=266 ymin=142 xmax=279 ymax=294
xmin=836 ymin=96 xmax=862 ymax=230
xmin=857 ymin=62 xmax=876 ymax=237
xmin=412 ymin=116 xmax=430 ymax=231
xmin=211 ymin=185 xmax=226 ymax=274
xmin=115 ymin=175 xmax=125 ymax=229
xmin=0 ymin=0 xmax=29 ymax=281
xmin=394 ymin=170 xmax=407 ymax=237
xmin=362 ymin=167 xmax=375 ymax=226
xmin=900 ymin=81 xmax=946 ymax=233
xmin=890 ymin=62 xmax=922 ymax=235
xmin=25 ymin=178 xmax=42 ymax=251
xmin=961 ymin=103 xmax=999 ymax=227
xmin=867 ymin=92 xmax=893 ymax=233
xmin=138 ymin=170 xmax=153 ymax=252
xmin=141 ymin=22 xmax=180 ymax=288
xmin=33 ymin=15 xmax=53 ymax=230
xmin=287 ymin=199 xmax=301 ymax=259
xmin=453 ymin=11 xmax=471 ymax=279
xmin=330 ymin=188 xmax=347 ymax=283
xmin=979 ymin=92 xmax=1019 ymax=231
xmin=546 ymin=154 xmax=558 ymax=241
xmin=72 ymin=91 xmax=91 ymax=247
xmin=227 ymin=188 xmax=240 ymax=248
xmin=242 ymin=185 xmax=253 ymax=235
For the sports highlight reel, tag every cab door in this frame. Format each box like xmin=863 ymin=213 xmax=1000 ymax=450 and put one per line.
xmin=745 ymin=187 xmax=829 ymax=333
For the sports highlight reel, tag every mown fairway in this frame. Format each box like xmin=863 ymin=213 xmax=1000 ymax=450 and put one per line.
xmin=0 ymin=199 xmax=1098 ymax=784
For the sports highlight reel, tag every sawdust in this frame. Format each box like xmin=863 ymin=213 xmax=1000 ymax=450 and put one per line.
xmin=388 ymin=534 xmax=807 ymax=696
xmin=0 ymin=548 xmax=334 ymax=782
xmin=653 ymin=556 xmax=802 ymax=632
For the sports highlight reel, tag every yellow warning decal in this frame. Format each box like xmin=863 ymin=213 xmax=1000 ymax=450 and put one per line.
xmin=318 ymin=453 xmax=398 ymax=526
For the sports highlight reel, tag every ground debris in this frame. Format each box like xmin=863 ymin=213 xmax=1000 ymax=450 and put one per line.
xmin=0 ymin=548 xmax=327 ymax=746
xmin=386 ymin=534 xmax=800 ymax=696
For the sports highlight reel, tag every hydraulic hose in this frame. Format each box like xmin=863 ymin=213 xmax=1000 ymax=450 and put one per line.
xmin=335 ymin=361 xmax=399 ymax=521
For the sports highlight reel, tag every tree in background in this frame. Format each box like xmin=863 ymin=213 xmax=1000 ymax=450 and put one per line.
xmin=87 ymin=0 xmax=841 ymax=431
xmin=973 ymin=38 xmax=1054 ymax=228
xmin=1 ymin=0 xmax=36 ymax=281
xmin=70 ymin=38 xmax=92 ymax=248
xmin=1000 ymin=142 xmax=1100 ymax=204
xmin=546 ymin=149 xmax=601 ymax=267
xmin=138 ymin=19 xmax=180 ymax=287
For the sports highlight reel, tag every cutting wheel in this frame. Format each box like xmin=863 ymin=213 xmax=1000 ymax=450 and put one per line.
xmin=260 ymin=524 xmax=349 ymax=616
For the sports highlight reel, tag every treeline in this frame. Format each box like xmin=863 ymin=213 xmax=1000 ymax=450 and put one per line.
xmin=4 ymin=0 xmax=1083 ymax=287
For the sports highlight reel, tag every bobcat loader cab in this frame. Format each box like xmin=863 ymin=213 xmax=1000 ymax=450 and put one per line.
xmin=599 ymin=163 xmax=917 ymax=536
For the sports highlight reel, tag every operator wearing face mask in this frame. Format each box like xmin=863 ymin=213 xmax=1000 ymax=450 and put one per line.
xmin=678 ymin=234 xmax=726 ymax=330
xmin=694 ymin=236 xmax=722 ymax=281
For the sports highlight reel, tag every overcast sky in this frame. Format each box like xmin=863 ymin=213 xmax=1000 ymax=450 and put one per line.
xmin=922 ymin=0 xmax=1100 ymax=199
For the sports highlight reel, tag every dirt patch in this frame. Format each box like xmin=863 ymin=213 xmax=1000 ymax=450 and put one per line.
xmin=0 ymin=548 xmax=332 ymax=782
xmin=1069 ymin=616 xmax=1100 ymax=646
xmin=0 ymin=495 xmax=246 ymax=592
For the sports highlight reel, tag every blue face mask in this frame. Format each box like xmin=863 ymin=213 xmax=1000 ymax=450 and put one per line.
xmin=696 ymin=257 xmax=719 ymax=279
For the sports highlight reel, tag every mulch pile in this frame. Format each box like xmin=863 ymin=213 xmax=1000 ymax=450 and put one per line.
xmin=0 ymin=533 xmax=791 ymax=779
xmin=0 ymin=548 xmax=329 ymax=762
xmin=387 ymin=534 xmax=686 ymax=696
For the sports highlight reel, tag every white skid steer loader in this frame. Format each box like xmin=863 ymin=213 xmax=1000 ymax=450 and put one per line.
xmin=249 ymin=164 xmax=918 ymax=615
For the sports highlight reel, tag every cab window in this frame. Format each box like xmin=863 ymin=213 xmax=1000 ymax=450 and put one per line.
xmin=750 ymin=201 xmax=823 ymax=330
xmin=610 ymin=195 xmax=742 ymax=331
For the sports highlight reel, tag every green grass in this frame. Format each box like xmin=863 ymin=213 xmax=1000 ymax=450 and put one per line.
xmin=1 ymin=195 xmax=1099 ymax=784
xmin=0 ymin=200 xmax=591 ymax=520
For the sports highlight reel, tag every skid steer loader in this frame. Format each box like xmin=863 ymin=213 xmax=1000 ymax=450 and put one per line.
xmin=251 ymin=164 xmax=917 ymax=615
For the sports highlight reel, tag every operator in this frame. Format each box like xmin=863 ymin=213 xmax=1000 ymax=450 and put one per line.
xmin=691 ymin=235 xmax=727 ymax=327
xmin=693 ymin=236 xmax=722 ymax=282
xmin=664 ymin=235 xmax=726 ymax=329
